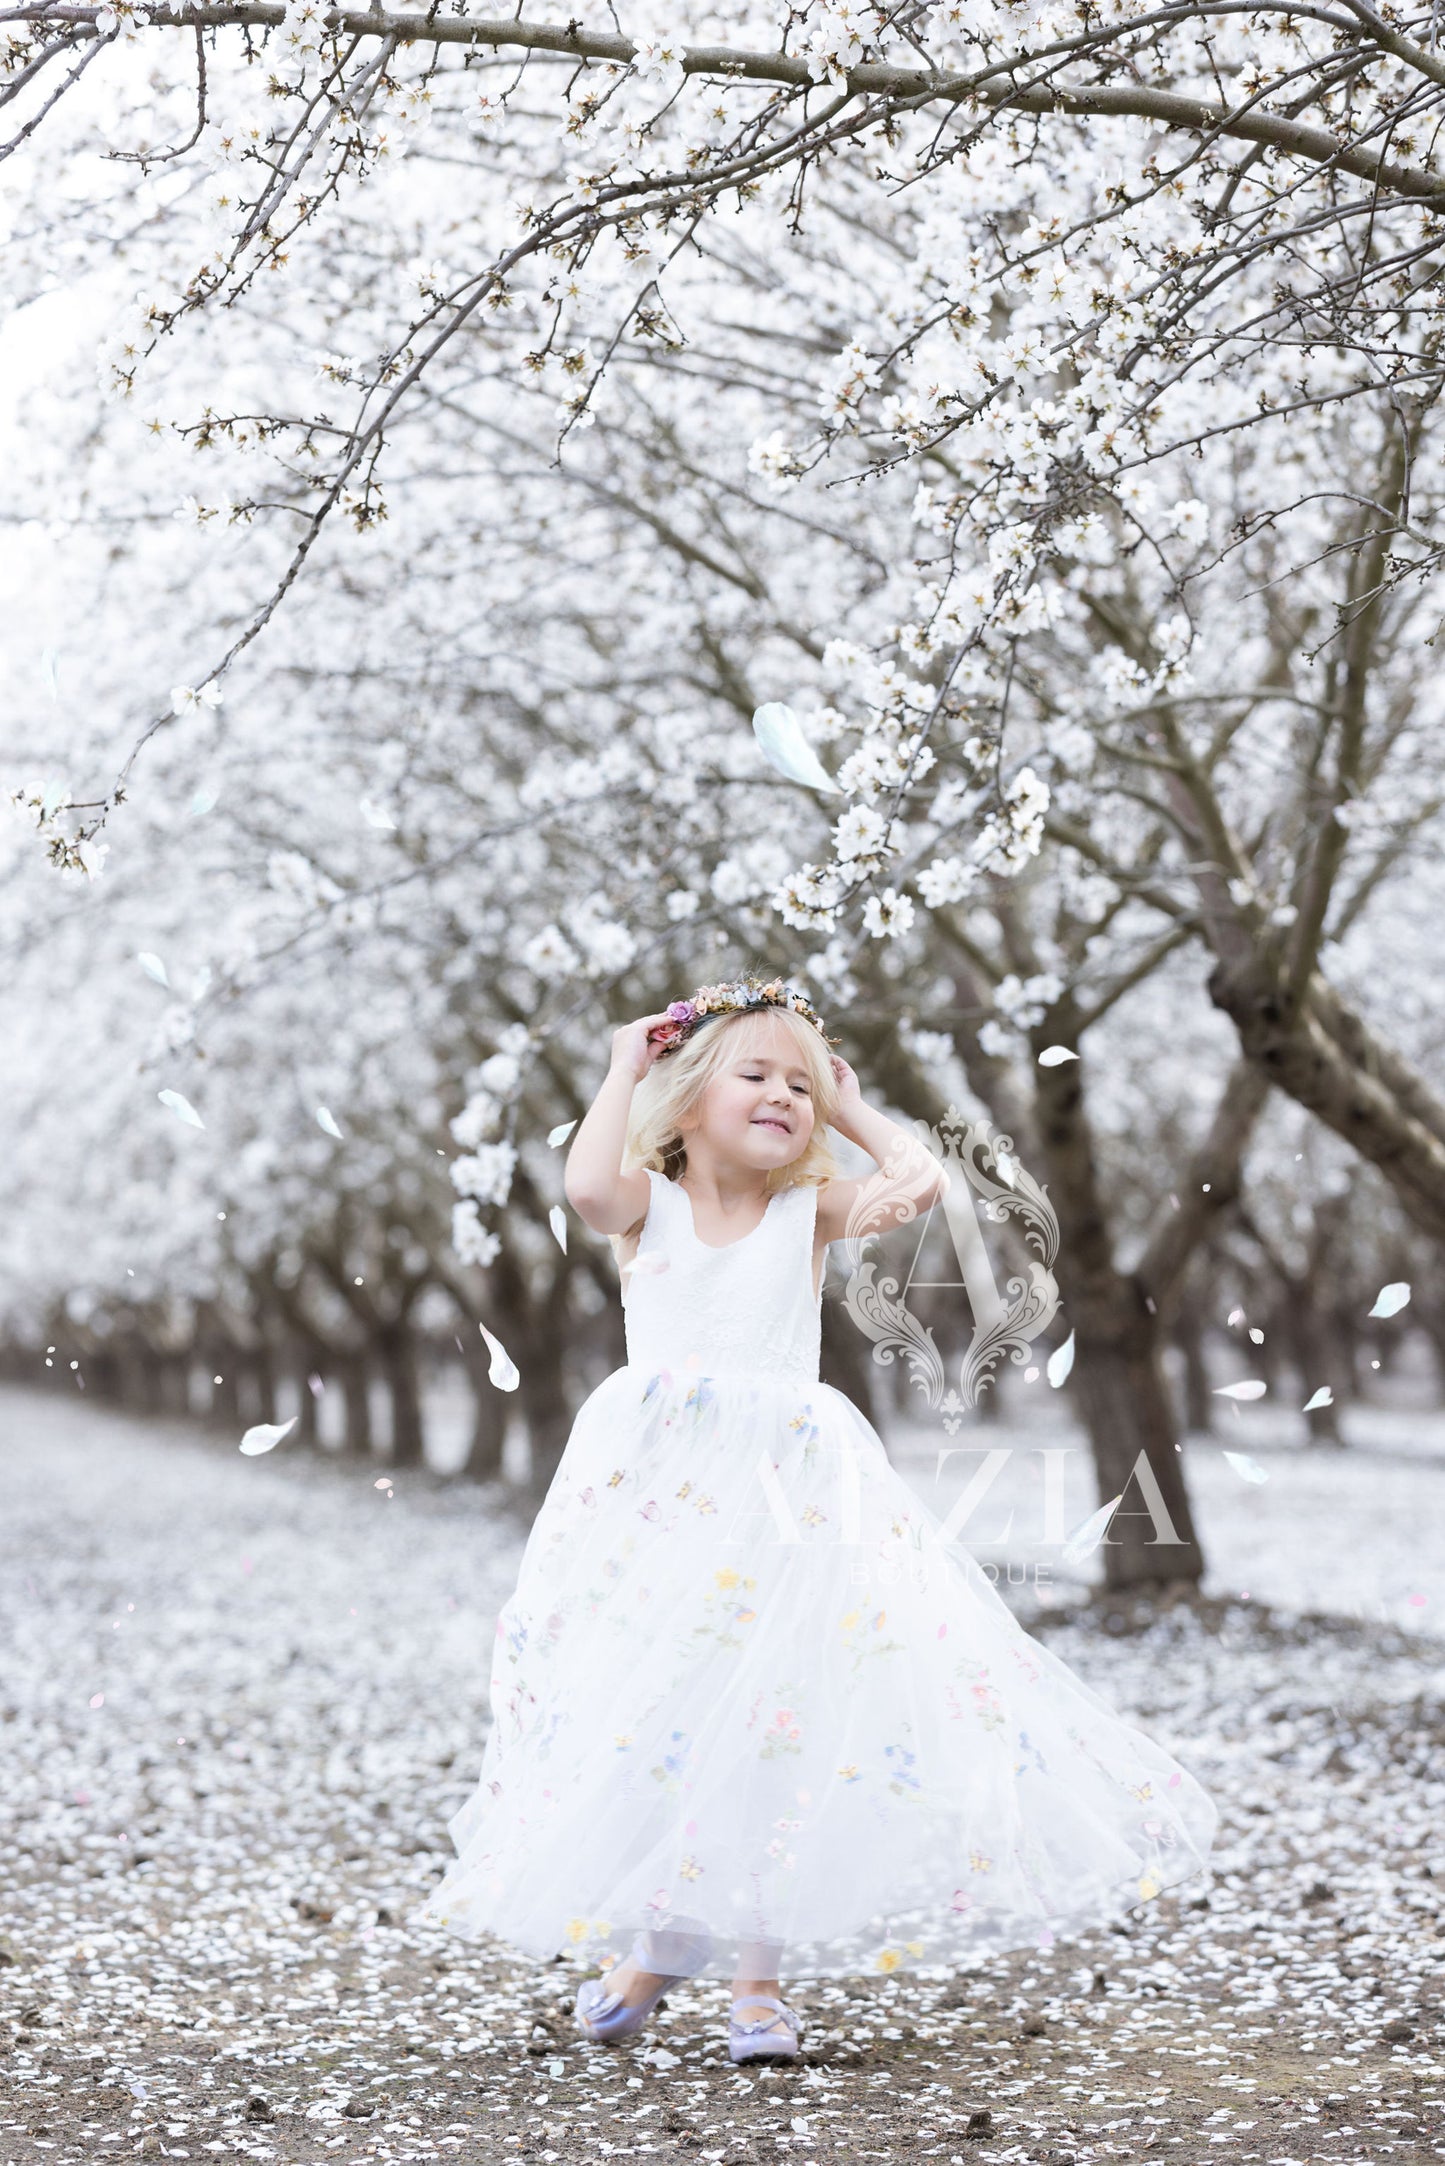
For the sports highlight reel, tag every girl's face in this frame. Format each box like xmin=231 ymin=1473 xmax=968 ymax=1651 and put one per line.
xmin=682 ymin=1018 xmax=818 ymax=1170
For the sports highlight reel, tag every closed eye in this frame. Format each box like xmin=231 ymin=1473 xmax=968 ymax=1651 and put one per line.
xmin=743 ymin=1071 xmax=810 ymax=1093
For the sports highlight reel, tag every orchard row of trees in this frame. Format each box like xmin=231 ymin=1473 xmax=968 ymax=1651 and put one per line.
xmin=4 ymin=0 xmax=1445 ymax=1586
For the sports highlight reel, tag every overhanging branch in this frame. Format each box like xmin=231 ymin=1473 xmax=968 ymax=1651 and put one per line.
xmin=19 ymin=2 xmax=1445 ymax=202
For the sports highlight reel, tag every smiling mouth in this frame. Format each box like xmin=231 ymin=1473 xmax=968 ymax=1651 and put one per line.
xmin=752 ymin=1118 xmax=790 ymax=1133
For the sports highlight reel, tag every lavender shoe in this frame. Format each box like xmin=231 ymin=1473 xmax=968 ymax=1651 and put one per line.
xmin=728 ymin=1994 xmax=801 ymax=2064
xmin=574 ymin=1930 xmax=712 ymax=2044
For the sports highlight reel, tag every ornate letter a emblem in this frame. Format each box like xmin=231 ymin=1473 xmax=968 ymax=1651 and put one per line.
xmin=840 ymin=1113 xmax=1060 ymax=1432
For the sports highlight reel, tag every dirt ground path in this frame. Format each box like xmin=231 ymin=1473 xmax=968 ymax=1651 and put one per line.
xmin=2 ymin=1386 xmax=1442 ymax=2165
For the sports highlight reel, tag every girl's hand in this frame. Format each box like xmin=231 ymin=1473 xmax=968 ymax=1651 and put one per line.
xmin=829 ymin=1052 xmax=865 ymax=1130
xmin=610 ymin=1013 xmax=680 ymax=1083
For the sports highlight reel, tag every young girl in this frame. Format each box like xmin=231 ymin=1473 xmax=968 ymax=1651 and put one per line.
xmin=415 ymin=976 xmax=1216 ymax=2062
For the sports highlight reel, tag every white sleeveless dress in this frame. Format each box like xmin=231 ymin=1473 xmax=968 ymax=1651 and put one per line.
xmin=414 ymin=1168 xmax=1216 ymax=1977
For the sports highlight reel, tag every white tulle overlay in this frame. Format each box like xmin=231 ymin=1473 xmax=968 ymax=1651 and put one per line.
xmin=414 ymin=1167 xmax=1217 ymax=1977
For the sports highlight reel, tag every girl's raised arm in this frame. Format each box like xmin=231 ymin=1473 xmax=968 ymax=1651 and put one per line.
xmin=561 ymin=1015 xmax=670 ymax=1236
xmin=817 ymin=1054 xmax=950 ymax=1246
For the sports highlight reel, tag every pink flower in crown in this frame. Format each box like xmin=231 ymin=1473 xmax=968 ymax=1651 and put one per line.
xmin=648 ymin=1000 xmax=698 ymax=1058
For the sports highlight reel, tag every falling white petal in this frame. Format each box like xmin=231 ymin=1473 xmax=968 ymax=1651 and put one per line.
xmin=157 ymin=1088 xmax=205 ymax=1130
xmin=137 ymin=952 xmax=170 ymax=988
xmin=1213 ymin=1379 xmax=1267 ymax=1401
xmin=1222 ymin=1450 xmax=1269 ymax=1485
xmin=1302 ymin=1386 xmax=1334 ymax=1412
xmin=993 ymin=1149 xmax=1017 ymax=1189
xmin=1061 ymin=1494 xmax=1122 ymax=1567
xmin=752 ymin=702 xmax=841 ymax=794
xmin=190 ymin=784 xmax=219 ymax=818
xmin=547 ymin=1120 xmax=578 ymax=1147
xmin=239 ymin=1416 xmax=297 ymax=1457
xmin=1369 ymin=1281 xmax=1410 ymax=1319
xmin=549 ymin=1204 xmax=568 ymax=1252
xmin=1227 ymin=1306 xmax=1246 ymax=1328
xmin=1037 ymin=1046 xmax=1079 ymax=1067
xmin=316 ymin=1106 xmax=345 ymax=1140
xmin=1046 ymin=1330 xmax=1075 ymax=1388
xmin=480 ymin=1321 xmax=520 ymax=1391
xmin=359 ymin=796 xmax=397 ymax=831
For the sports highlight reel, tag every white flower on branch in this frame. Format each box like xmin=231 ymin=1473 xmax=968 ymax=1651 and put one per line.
xmin=568 ymin=908 xmax=636 ymax=975
xmin=994 ymin=971 xmax=1063 ymax=1029
xmin=451 ymin=1141 xmax=517 ymax=1208
xmin=832 ymin=803 xmax=899 ymax=864
xmin=407 ymin=257 xmax=449 ymax=299
xmin=632 ymin=40 xmax=687 ymax=98
xmin=818 ymin=341 xmax=882 ymax=424
xmin=747 ymin=430 xmax=808 ymax=493
xmin=475 ymin=1052 xmax=521 ymax=1097
xmin=917 ymin=855 xmax=979 ymax=908
xmin=450 ymin=1093 xmax=502 ymax=1150
xmin=861 ymin=887 xmax=916 ymax=940
xmin=1165 ymin=498 xmax=1209 ymax=546
xmin=170 ymin=681 xmax=223 ymax=718
xmin=905 ymin=1025 xmax=957 ymax=1069
xmin=805 ymin=937 xmax=858 ymax=1002
xmin=771 ymin=862 xmax=843 ymax=932
xmin=1096 ymin=648 xmax=1150 ymax=710
xmin=266 ymin=852 xmax=342 ymax=913
xmin=451 ymin=1200 xmax=501 ymax=1269
xmin=523 ymin=923 xmax=581 ymax=979
xmin=836 ymin=731 xmax=936 ymax=801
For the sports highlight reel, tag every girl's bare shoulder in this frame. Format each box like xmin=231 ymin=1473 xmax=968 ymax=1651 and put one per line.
xmin=572 ymin=1166 xmax=654 ymax=1238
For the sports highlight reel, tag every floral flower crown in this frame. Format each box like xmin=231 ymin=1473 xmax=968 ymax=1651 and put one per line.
xmin=647 ymin=974 xmax=838 ymax=1059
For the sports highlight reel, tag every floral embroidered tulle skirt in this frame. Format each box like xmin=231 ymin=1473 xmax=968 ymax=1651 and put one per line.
xmin=412 ymin=1364 xmax=1217 ymax=1978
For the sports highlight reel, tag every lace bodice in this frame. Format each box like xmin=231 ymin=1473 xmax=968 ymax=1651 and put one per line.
xmin=622 ymin=1167 xmax=824 ymax=1385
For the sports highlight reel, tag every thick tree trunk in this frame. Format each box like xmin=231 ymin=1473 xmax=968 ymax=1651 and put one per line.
xmin=1067 ymin=1305 xmax=1205 ymax=1590
xmin=380 ymin=1330 xmax=426 ymax=1468
xmin=1416 ymin=1306 xmax=1445 ymax=1404
xmin=1032 ymin=1013 xmax=1207 ymax=1590
xmin=339 ymin=1356 xmax=374 ymax=1457
xmin=1285 ymin=1294 xmax=1347 ymax=1445
xmin=465 ymin=1358 xmax=508 ymax=1481
xmin=209 ymin=1361 xmax=240 ymax=1428
xmin=156 ymin=1358 xmax=190 ymax=1415
xmin=253 ymin=1340 xmax=278 ymax=1425
xmin=294 ymin=1358 xmax=320 ymax=1448
xmin=1209 ymin=955 xmax=1445 ymax=1242
xmin=1173 ymin=1297 xmax=1214 ymax=1435
xmin=86 ymin=1348 xmax=122 ymax=1403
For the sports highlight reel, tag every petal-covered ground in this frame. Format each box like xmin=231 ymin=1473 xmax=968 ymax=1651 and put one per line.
xmin=1 ymin=1382 xmax=1442 ymax=2165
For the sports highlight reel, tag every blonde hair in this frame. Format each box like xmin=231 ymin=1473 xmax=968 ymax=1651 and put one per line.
xmin=612 ymin=1007 xmax=844 ymax=1257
